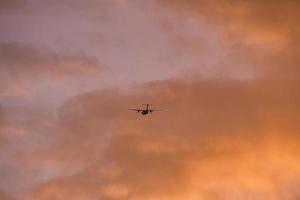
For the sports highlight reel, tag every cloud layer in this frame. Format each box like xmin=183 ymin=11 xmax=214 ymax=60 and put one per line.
xmin=21 ymin=76 xmax=300 ymax=200
xmin=0 ymin=0 xmax=299 ymax=200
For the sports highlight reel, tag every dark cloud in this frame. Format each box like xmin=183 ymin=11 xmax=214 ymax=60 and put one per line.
xmin=0 ymin=42 xmax=102 ymax=77
xmin=0 ymin=0 xmax=28 ymax=12
xmin=0 ymin=42 xmax=104 ymax=100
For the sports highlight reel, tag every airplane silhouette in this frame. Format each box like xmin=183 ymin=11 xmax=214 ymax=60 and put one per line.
xmin=129 ymin=104 xmax=163 ymax=115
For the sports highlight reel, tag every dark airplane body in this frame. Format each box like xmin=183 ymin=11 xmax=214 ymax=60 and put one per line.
xmin=129 ymin=104 xmax=162 ymax=116
xmin=141 ymin=110 xmax=149 ymax=115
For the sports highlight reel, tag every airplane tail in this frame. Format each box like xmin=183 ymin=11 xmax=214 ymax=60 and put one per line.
xmin=143 ymin=104 xmax=152 ymax=110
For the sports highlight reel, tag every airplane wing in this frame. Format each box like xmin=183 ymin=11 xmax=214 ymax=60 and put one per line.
xmin=149 ymin=109 xmax=163 ymax=112
xmin=129 ymin=109 xmax=141 ymax=112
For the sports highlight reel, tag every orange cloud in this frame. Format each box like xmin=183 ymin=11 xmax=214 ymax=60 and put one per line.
xmin=20 ymin=74 xmax=300 ymax=200
xmin=161 ymin=0 xmax=300 ymax=50
xmin=0 ymin=191 xmax=17 ymax=200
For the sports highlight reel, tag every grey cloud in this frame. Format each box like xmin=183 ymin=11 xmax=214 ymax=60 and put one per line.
xmin=0 ymin=0 xmax=28 ymax=12
xmin=0 ymin=42 xmax=102 ymax=76
xmin=0 ymin=42 xmax=104 ymax=102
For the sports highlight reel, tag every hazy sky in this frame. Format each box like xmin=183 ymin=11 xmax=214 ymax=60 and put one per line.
xmin=0 ymin=0 xmax=300 ymax=200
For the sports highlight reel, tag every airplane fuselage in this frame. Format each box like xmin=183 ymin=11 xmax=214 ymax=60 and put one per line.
xmin=141 ymin=110 xmax=149 ymax=115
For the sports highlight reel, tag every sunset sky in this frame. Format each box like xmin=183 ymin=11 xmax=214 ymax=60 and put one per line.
xmin=0 ymin=0 xmax=300 ymax=200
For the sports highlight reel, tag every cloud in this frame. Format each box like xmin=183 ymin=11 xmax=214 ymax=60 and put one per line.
xmin=0 ymin=1 xmax=299 ymax=200
xmin=19 ymin=74 xmax=300 ymax=200
xmin=160 ymin=0 xmax=300 ymax=66
xmin=0 ymin=42 xmax=102 ymax=77
xmin=0 ymin=0 xmax=28 ymax=12
xmin=161 ymin=1 xmax=300 ymax=35
xmin=0 ymin=106 xmax=26 ymax=143
xmin=0 ymin=42 xmax=103 ymax=101
xmin=159 ymin=0 xmax=300 ymax=84
xmin=0 ymin=191 xmax=17 ymax=200
xmin=0 ymin=106 xmax=8 ymax=142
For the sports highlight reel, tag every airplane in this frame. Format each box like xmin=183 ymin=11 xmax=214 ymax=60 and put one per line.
xmin=129 ymin=104 xmax=163 ymax=115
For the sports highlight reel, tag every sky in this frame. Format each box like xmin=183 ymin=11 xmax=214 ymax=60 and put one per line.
xmin=0 ymin=0 xmax=300 ymax=200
